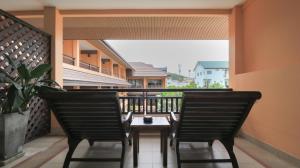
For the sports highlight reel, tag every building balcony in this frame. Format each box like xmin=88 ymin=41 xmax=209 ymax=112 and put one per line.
xmin=63 ymin=63 xmax=130 ymax=87
xmin=79 ymin=61 xmax=100 ymax=72
xmin=101 ymin=67 xmax=112 ymax=75
xmin=63 ymin=55 xmax=75 ymax=65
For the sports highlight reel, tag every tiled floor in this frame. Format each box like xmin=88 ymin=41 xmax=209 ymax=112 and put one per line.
xmin=41 ymin=135 xmax=263 ymax=168
xmin=4 ymin=135 xmax=299 ymax=168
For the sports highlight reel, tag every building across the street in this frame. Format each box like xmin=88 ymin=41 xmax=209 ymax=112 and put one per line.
xmin=127 ymin=62 xmax=167 ymax=89
xmin=193 ymin=61 xmax=229 ymax=88
xmin=166 ymin=72 xmax=194 ymax=87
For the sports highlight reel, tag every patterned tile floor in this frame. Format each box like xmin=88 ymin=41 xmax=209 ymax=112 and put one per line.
xmin=4 ymin=135 xmax=299 ymax=168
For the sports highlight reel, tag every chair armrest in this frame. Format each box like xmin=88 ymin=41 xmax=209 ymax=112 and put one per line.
xmin=170 ymin=111 xmax=178 ymax=123
xmin=123 ymin=111 xmax=133 ymax=124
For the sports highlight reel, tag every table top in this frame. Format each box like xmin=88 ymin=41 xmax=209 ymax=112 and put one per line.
xmin=131 ymin=117 xmax=170 ymax=128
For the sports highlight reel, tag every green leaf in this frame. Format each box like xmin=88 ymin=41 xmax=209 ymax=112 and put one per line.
xmin=17 ymin=64 xmax=31 ymax=82
xmin=0 ymin=73 xmax=22 ymax=89
xmin=7 ymin=85 xmax=23 ymax=113
xmin=31 ymin=64 xmax=51 ymax=79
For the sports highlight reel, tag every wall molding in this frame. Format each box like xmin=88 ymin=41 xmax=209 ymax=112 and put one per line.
xmin=239 ymin=131 xmax=300 ymax=166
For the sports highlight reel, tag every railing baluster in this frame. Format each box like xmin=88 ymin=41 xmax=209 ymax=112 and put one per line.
xmin=127 ymin=98 xmax=130 ymax=113
xmin=171 ymin=97 xmax=174 ymax=112
xmin=161 ymin=97 xmax=163 ymax=113
xmin=176 ymin=97 xmax=179 ymax=113
xmin=150 ymin=97 xmax=153 ymax=114
xmin=166 ymin=98 xmax=168 ymax=113
xmin=155 ymin=97 xmax=158 ymax=113
xmin=138 ymin=97 xmax=141 ymax=114
xmin=132 ymin=97 xmax=136 ymax=113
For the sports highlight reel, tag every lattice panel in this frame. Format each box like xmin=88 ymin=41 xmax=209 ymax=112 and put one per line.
xmin=0 ymin=10 xmax=51 ymax=142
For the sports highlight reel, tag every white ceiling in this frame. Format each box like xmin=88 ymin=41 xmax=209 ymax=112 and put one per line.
xmin=1 ymin=0 xmax=245 ymax=11
xmin=79 ymin=40 xmax=96 ymax=50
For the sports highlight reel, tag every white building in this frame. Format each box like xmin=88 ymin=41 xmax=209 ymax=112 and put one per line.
xmin=193 ymin=61 xmax=229 ymax=88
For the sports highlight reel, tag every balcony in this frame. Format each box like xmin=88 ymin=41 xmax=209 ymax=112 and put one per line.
xmin=63 ymin=55 xmax=75 ymax=65
xmin=79 ymin=61 xmax=100 ymax=72
xmin=5 ymin=88 xmax=295 ymax=168
xmin=101 ymin=67 xmax=112 ymax=75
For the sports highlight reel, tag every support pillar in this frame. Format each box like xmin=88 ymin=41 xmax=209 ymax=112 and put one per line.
xmin=229 ymin=5 xmax=244 ymax=88
xmin=44 ymin=7 xmax=64 ymax=135
xmin=72 ymin=40 xmax=80 ymax=67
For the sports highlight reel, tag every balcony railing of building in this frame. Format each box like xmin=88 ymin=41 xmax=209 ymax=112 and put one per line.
xmin=147 ymin=85 xmax=163 ymax=89
xmin=63 ymin=55 xmax=75 ymax=65
xmin=130 ymin=85 xmax=144 ymax=88
xmin=113 ymin=71 xmax=119 ymax=78
xmin=120 ymin=73 xmax=126 ymax=79
xmin=68 ymin=88 xmax=232 ymax=114
xmin=79 ymin=61 xmax=100 ymax=72
xmin=101 ymin=67 xmax=111 ymax=75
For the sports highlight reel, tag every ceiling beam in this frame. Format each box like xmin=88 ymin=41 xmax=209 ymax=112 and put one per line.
xmin=61 ymin=9 xmax=231 ymax=17
xmin=9 ymin=10 xmax=44 ymax=18
xmin=10 ymin=9 xmax=231 ymax=19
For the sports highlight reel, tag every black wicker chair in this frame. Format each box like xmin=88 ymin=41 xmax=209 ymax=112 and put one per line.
xmin=170 ymin=91 xmax=261 ymax=168
xmin=41 ymin=91 xmax=132 ymax=168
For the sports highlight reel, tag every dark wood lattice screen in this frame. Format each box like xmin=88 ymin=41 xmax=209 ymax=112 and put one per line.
xmin=0 ymin=10 xmax=51 ymax=142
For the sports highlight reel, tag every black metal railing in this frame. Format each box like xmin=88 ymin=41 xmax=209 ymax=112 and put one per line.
xmin=63 ymin=55 xmax=75 ymax=65
xmin=79 ymin=61 xmax=100 ymax=72
xmin=67 ymin=88 xmax=233 ymax=115
xmin=119 ymin=96 xmax=182 ymax=114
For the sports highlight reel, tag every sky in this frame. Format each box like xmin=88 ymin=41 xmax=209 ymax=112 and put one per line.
xmin=106 ymin=40 xmax=229 ymax=77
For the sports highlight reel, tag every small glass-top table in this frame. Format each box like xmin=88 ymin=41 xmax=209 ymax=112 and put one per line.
xmin=130 ymin=117 xmax=170 ymax=167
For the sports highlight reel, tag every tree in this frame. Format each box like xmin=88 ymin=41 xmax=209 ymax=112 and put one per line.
xmin=161 ymin=81 xmax=198 ymax=97
xmin=208 ymin=82 xmax=224 ymax=89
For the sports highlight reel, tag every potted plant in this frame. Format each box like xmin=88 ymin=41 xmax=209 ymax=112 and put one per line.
xmin=0 ymin=55 xmax=61 ymax=165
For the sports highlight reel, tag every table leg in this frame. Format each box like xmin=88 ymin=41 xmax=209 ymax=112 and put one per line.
xmin=137 ymin=132 xmax=139 ymax=153
xmin=133 ymin=130 xmax=139 ymax=167
xmin=163 ymin=129 xmax=168 ymax=166
xmin=160 ymin=130 xmax=163 ymax=153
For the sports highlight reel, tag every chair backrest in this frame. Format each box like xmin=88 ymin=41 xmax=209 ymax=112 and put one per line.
xmin=42 ymin=91 xmax=125 ymax=141
xmin=177 ymin=91 xmax=261 ymax=142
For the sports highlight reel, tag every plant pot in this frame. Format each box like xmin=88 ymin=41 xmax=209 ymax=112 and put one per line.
xmin=0 ymin=111 xmax=30 ymax=165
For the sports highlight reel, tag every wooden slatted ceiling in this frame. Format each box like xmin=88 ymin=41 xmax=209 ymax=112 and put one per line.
xmin=21 ymin=15 xmax=228 ymax=40
xmin=63 ymin=16 xmax=228 ymax=40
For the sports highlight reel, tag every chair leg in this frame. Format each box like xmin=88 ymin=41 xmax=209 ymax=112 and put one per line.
xmin=170 ymin=138 xmax=173 ymax=146
xmin=63 ymin=138 xmax=80 ymax=168
xmin=128 ymin=138 xmax=132 ymax=146
xmin=208 ymin=140 xmax=213 ymax=147
xmin=88 ymin=139 xmax=94 ymax=147
xmin=175 ymin=141 xmax=181 ymax=168
xmin=120 ymin=141 xmax=126 ymax=168
xmin=223 ymin=140 xmax=239 ymax=168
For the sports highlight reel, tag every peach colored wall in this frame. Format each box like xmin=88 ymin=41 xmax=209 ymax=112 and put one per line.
xmin=80 ymin=53 xmax=99 ymax=67
xmin=243 ymin=0 xmax=300 ymax=73
xmin=231 ymin=0 xmax=300 ymax=159
xmin=63 ymin=40 xmax=74 ymax=57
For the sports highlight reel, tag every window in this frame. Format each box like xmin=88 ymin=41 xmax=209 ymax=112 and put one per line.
xmin=147 ymin=79 xmax=162 ymax=88
xmin=225 ymin=79 xmax=229 ymax=88
xmin=224 ymin=69 xmax=228 ymax=77
xmin=203 ymin=79 xmax=211 ymax=88
xmin=207 ymin=70 xmax=212 ymax=75
xmin=128 ymin=79 xmax=144 ymax=88
xmin=197 ymin=73 xmax=200 ymax=77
